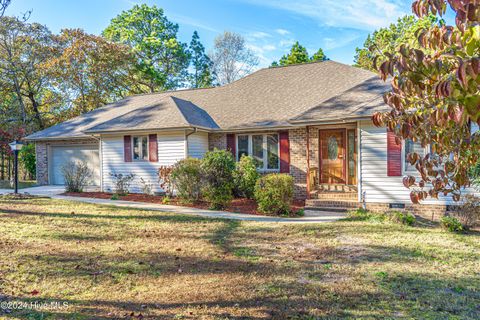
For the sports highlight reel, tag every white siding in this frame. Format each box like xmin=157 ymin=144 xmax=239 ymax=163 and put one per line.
xmin=187 ymin=131 xmax=209 ymax=159
xmin=358 ymin=120 xmax=465 ymax=205
xmin=101 ymin=132 xmax=185 ymax=193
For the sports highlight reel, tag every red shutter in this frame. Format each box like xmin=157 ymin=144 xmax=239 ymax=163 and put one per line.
xmin=387 ymin=130 xmax=402 ymax=176
xmin=279 ymin=131 xmax=290 ymax=173
xmin=226 ymin=133 xmax=236 ymax=157
xmin=124 ymin=135 xmax=132 ymax=162
xmin=149 ymin=134 xmax=158 ymax=162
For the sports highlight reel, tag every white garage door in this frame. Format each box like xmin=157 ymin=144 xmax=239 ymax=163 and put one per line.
xmin=50 ymin=145 xmax=100 ymax=185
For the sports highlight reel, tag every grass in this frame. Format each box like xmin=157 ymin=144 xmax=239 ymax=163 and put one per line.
xmin=0 ymin=180 xmax=36 ymax=189
xmin=0 ymin=199 xmax=479 ymax=319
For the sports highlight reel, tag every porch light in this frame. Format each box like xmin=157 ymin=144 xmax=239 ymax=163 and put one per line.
xmin=8 ymin=140 xmax=24 ymax=194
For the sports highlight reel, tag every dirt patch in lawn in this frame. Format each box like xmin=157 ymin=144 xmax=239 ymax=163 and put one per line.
xmin=63 ymin=192 xmax=305 ymax=217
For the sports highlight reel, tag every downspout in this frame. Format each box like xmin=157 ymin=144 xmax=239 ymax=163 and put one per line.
xmin=306 ymin=126 xmax=310 ymax=200
xmin=184 ymin=127 xmax=197 ymax=158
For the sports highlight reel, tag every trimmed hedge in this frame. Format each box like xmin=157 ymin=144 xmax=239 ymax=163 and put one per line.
xmin=233 ymin=155 xmax=260 ymax=199
xmin=201 ymin=149 xmax=236 ymax=209
xmin=254 ymin=173 xmax=294 ymax=215
xmin=171 ymin=158 xmax=203 ymax=203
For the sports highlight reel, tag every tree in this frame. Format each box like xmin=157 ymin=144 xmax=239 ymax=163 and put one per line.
xmin=210 ymin=31 xmax=258 ymax=85
xmin=0 ymin=0 xmax=10 ymax=17
xmin=354 ymin=15 xmax=437 ymax=71
xmin=189 ymin=31 xmax=214 ymax=88
xmin=372 ymin=0 xmax=480 ymax=203
xmin=45 ymin=29 xmax=138 ymax=118
xmin=311 ymin=48 xmax=327 ymax=62
xmin=103 ymin=4 xmax=189 ymax=93
xmin=0 ymin=16 xmax=58 ymax=130
xmin=272 ymin=41 xmax=328 ymax=66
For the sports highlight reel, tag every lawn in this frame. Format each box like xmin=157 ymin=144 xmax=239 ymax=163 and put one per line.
xmin=0 ymin=180 xmax=36 ymax=189
xmin=0 ymin=198 xmax=479 ymax=319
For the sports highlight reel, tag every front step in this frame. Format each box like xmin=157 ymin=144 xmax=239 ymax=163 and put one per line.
xmin=305 ymin=206 xmax=350 ymax=213
xmin=305 ymin=199 xmax=361 ymax=211
xmin=317 ymin=184 xmax=357 ymax=193
xmin=309 ymin=190 xmax=357 ymax=201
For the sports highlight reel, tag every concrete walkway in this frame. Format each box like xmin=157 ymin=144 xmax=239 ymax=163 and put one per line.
xmin=0 ymin=186 xmax=346 ymax=224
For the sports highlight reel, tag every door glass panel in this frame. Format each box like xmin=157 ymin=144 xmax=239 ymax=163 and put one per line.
xmin=252 ymin=135 xmax=264 ymax=169
xmin=348 ymin=131 xmax=355 ymax=177
xmin=267 ymin=134 xmax=279 ymax=169
xmin=237 ymin=135 xmax=249 ymax=160
xmin=327 ymin=136 xmax=338 ymax=160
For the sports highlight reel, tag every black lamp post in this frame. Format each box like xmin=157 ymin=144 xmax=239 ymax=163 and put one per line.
xmin=8 ymin=140 xmax=24 ymax=194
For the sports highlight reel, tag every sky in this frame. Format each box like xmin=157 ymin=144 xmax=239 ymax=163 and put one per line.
xmin=5 ymin=0 xmax=454 ymax=67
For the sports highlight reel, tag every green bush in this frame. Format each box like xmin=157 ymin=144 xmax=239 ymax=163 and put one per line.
xmin=389 ymin=211 xmax=416 ymax=226
xmin=19 ymin=143 xmax=36 ymax=180
xmin=233 ymin=155 xmax=259 ymax=199
xmin=441 ymin=216 xmax=464 ymax=232
xmin=254 ymin=174 xmax=294 ymax=215
xmin=171 ymin=158 xmax=203 ymax=203
xmin=201 ymin=149 xmax=236 ymax=209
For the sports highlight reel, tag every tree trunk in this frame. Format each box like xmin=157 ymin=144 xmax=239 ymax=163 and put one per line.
xmin=1 ymin=151 xmax=4 ymax=180
xmin=28 ymin=92 xmax=44 ymax=129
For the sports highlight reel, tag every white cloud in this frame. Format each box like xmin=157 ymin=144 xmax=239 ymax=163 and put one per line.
xmin=279 ymin=38 xmax=295 ymax=48
xmin=248 ymin=31 xmax=272 ymax=39
xmin=322 ymin=33 xmax=362 ymax=50
xmin=275 ymin=28 xmax=291 ymax=35
xmin=239 ymin=0 xmax=407 ymax=30
xmin=262 ymin=44 xmax=277 ymax=51
xmin=169 ymin=14 xmax=219 ymax=33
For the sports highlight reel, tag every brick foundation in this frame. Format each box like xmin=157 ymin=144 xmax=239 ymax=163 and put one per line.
xmin=366 ymin=203 xmax=447 ymax=221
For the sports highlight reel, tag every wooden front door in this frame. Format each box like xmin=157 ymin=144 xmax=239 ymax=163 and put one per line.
xmin=319 ymin=130 xmax=346 ymax=184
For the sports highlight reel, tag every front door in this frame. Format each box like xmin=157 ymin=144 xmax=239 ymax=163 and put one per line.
xmin=319 ymin=130 xmax=345 ymax=184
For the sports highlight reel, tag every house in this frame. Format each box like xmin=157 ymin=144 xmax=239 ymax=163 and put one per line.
xmin=26 ymin=61 xmax=456 ymax=215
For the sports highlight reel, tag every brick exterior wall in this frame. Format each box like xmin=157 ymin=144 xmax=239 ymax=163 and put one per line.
xmin=208 ymin=133 xmax=227 ymax=151
xmin=35 ymin=139 xmax=98 ymax=185
xmin=365 ymin=203 xmax=448 ymax=221
xmin=289 ymin=128 xmax=308 ymax=199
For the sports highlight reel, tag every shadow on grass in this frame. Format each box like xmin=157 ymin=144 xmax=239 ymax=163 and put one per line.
xmin=0 ymin=207 xmax=219 ymax=224
xmin=3 ymin=272 xmax=479 ymax=319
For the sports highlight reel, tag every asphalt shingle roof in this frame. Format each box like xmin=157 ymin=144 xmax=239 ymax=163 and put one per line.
xmin=26 ymin=61 xmax=389 ymax=140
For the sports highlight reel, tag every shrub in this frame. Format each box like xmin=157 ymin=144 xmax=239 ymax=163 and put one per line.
xmin=19 ymin=143 xmax=36 ymax=180
xmin=110 ymin=194 xmax=119 ymax=200
xmin=110 ymin=173 xmax=135 ymax=195
xmin=61 ymin=161 xmax=92 ymax=193
xmin=441 ymin=216 xmax=464 ymax=233
xmin=158 ymin=166 xmax=174 ymax=197
xmin=171 ymin=158 xmax=203 ymax=203
xmin=389 ymin=211 xmax=416 ymax=226
xmin=452 ymin=195 xmax=480 ymax=230
xmin=201 ymin=149 xmax=236 ymax=209
xmin=254 ymin=174 xmax=294 ymax=215
xmin=233 ymin=155 xmax=259 ymax=199
xmin=139 ymin=177 xmax=154 ymax=195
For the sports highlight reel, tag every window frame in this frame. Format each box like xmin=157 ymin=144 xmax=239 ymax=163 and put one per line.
xmin=132 ymin=135 xmax=149 ymax=161
xmin=402 ymin=139 xmax=429 ymax=174
xmin=235 ymin=133 xmax=280 ymax=172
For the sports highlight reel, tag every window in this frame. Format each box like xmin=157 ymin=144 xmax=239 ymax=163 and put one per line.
xmin=404 ymin=139 xmax=427 ymax=172
xmin=236 ymin=133 xmax=280 ymax=171
xmin=133 ymin=136 xmax=148 ymax=161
